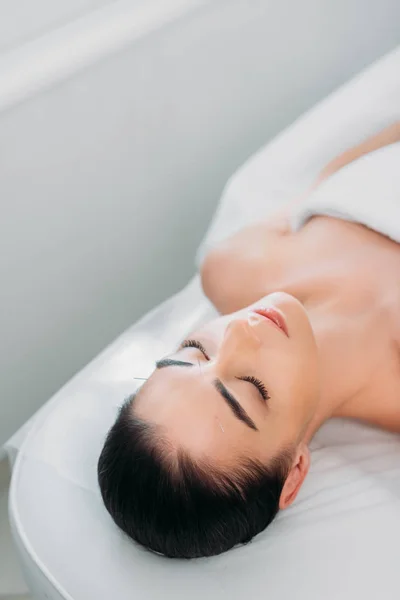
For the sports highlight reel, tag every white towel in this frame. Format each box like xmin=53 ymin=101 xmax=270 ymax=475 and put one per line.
xmin=289 ymin=142 xmax=400 ymax=242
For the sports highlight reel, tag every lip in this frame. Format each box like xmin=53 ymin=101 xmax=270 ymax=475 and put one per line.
xmin=251 ymin=307 xmax=289 ymax=337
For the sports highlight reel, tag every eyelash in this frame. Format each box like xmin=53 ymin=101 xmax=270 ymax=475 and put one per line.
xmin=180 ymin=339 xmax=210 ymax=360
xmin=180 ymin=339 xmax=270 ymax=401
xmin=237 ymin=375 xmax=270 ymax=401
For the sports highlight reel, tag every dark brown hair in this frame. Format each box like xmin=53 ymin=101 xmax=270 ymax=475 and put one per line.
xmin=98 ymin=394 xmax=292 ymax=558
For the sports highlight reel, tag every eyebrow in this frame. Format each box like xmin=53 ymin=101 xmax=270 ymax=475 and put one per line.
xmin=213 ymin=378 xmax=258 ymax=431
xmin=155 ymin=358 xmax=258 ymax=431
xmin=156 ymin=358 xmax=193 ymax=369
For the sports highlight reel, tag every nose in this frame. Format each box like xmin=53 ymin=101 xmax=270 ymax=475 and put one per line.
xmin=214 ymin=318 xmax=261 ymax=379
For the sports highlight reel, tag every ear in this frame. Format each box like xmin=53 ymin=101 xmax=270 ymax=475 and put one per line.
xmin=279 ymin=445 xmax=310 ymax=510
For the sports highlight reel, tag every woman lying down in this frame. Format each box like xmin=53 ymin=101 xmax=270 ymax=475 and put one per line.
xmin=98 ymin=122 xmax=400 ymax=558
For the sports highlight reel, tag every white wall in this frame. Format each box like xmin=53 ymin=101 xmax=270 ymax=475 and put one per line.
xmin=0 ymin=0 xmax=110 ymax=53
xmin=0 ymin=0 xmax=399 ymax=447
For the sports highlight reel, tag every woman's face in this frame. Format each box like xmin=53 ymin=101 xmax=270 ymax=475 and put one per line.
xmin=136 ymin=292 xmax=319 ymax=468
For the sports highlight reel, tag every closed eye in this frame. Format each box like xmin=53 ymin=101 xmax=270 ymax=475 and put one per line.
xmin=179 ymin=339 xmax=269 ymax=402
xmin=236 ymin=375 xmax=270 ymax=402
xmin=179 ymin=339 xmax=210 ymax=360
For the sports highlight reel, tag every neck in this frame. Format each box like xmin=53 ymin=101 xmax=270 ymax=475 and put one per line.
xmin=300 ymin=297 xmax=361 ymax=444
xmin=302 ymin=407 xmax=332 ymax=445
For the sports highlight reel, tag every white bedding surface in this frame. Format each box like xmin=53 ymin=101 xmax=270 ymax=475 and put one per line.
xmin=290 ymin=141 xmax=400 ymax=241
xmin=9 ymin=46 xmax=400 ymax=600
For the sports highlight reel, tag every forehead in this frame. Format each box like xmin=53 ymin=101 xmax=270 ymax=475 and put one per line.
xmin=134 ymin=366 xmax=253 ymax=464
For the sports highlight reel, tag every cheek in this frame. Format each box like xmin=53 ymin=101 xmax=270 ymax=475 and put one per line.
xmin=291 ymin=353 xmax=319 ymax=404
xmin=260 ymin=346 xmax=318 ymax=410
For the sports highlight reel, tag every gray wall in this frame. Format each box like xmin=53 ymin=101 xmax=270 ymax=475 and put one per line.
xmin=1 ymin=0 xmax=399 ymax=447
xmin=0 ymin=0 xmax=109 ymax=53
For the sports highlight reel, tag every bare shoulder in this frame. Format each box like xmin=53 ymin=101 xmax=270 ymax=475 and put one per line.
xmin=200 ymin=214 xmax=293 ymax=314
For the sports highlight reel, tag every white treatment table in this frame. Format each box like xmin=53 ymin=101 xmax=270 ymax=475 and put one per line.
xmin=6 ymin=45 xmax=400 ymax=600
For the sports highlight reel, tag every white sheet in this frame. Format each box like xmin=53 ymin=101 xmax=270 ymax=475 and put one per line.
xmin=9 ymin=45 xmax=400 ymax=600
xmin=290 ymin=141 xmax=400 ymax=241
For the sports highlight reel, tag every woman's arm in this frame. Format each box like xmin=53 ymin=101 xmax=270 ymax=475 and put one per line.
xmin=201 ymin=122 xmax=400 ymax=311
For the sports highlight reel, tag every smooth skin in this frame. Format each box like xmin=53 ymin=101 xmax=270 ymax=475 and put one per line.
xmin=136 ymin=122 xmax=400 ymax=511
